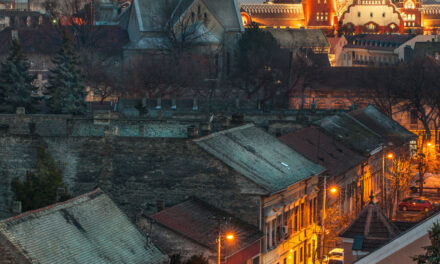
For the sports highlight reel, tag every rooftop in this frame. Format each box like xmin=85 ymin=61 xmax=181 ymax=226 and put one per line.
xmin=279 ymin=126 xmax=365 ymax=178
xmin=349 ymin=105 xmax=416 ymax=147
xmin=264 ymin=28 xmax=330 ymax=49
xmin=315 ymin=113 xmax=383 ymax=155
xmin=340 ymin=199 xmax=400 ymax=252
xmin=149 ymin=197 xmax=262 ymax=255
xmin=194 ymin=124 xmax=325 ymax=194
xmin=345 ymin=34 xmax=415 ymax=51
xmin=0 ymin=189 xmax=168 ymax=264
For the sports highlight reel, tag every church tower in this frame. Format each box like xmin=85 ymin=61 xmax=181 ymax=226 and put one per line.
xmin=303 ymin=0 xmax=337 ymax=32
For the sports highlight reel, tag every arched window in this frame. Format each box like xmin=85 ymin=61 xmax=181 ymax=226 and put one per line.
xmin=405 ymin=0 xmax=415 ymax=9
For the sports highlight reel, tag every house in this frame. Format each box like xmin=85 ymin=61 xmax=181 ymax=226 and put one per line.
xmin=353 ymin=209 xmax=440 ymax=264
xmin=0 ymin=189 xmax=168 ymax=264
xmin=139 ymin=197 xmax=263 ymax=264
xmin=280 ymin=126 xmax=367 ymax=219
xmin=328 ymin=35 xmax=347 ymax=66
xmin=411 ymin=40 xmax=440 ymax=60
xmin=0 ymin=9 xmax=48 ymax=30
xmin=194 ymin=124 xmax=326 ymax=264
xmin=340 ymin=197 xmax=400 ymax=264
xmin=123 ymin=0 xmax=243 ymax=78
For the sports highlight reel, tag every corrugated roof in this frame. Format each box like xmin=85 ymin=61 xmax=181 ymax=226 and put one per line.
xmin=349 ymin=105 xmax=416 ymax=147
xmin=194 ymin=124 xmax=325 ymax=193
xmin=280 ymin=126 xmax=365 ymax=178
xmin=315 ymin=113 xmax=383 ymax=155
xmin=149 ymin=198 xmax=262 ymax=255
xmin=0 ymin=189 xmax=168 ymax=264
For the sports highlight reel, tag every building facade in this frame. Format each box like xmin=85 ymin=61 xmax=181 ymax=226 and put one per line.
xmin=241 ymin=0 xmax=440 ymax=34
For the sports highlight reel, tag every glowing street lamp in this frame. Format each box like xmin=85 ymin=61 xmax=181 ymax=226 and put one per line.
xmin=329 ymin=186 xmax=338 ymax=194
xmin=217 ymin=231 xmax=235 ymax=264
xmin=387 ymin=153 xmax=394 ymax=159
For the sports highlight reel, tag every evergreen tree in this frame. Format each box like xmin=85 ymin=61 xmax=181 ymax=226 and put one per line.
xmin=0 ymin=39 xmax=36 ymax=113
xmin=413 ymin=222 xmax=440 ymax=264
xmin=11 ymin=146 xmax=70 ymax=212
xmin=46 ymin=30 xmax=86 ymax=114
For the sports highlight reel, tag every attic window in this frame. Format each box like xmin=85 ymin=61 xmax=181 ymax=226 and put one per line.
xmin=198 ymin=5 xmax=201 ymax=15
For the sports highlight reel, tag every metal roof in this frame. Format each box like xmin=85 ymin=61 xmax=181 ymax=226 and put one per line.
xmin=194 ymin=124 xmax=325 ymax=194
xmin=0 ymin=189 xmax=168 ymax=264
xmin=349 ymin=105 xmax=416 ymax=147
xmin=315 ymin=113 xmax=383 ymax=155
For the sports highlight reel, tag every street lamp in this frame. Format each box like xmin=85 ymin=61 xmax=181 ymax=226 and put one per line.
xmin=382 ymin=151 xmax=394 ymax=216
xmin=217 ymin=230 xmax=235 ymax=264
xmin=321 ymin=178 xmax=339 ymax=263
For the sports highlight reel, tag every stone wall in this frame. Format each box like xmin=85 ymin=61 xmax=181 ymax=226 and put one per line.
xmin=0 ymin=111 xmax=343 ymax=221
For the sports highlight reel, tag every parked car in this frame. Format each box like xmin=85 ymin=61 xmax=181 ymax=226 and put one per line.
xmin=399 ymin=198 xmax=432 ymax=212
xmin=324 ymin=248 xmax=344 ymax=264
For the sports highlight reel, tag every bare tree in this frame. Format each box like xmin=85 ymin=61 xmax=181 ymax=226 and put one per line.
xmin=387 ymin=155 xmax=411 ymax=218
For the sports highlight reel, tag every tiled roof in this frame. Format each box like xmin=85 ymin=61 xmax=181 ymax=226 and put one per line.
xmin=0 ymin=189 xmax=168 ymax=264
xmin=280 ymin=126 xmax=365 ymax=178
xmin=149 ymin=198 xmax=262 ymax=255
xmin=194 ymin=124 xmax=325 ymax=193
xmin=349 ymin=105 xmax=416 ymax=147
xmin=344 ymin=34 xmax=415 ymax=51
xmin=315 ymin=113 xmax=383 ymax=155
xmin=340 ymin=201 xmax=400 ymax=252
xmin=0 ymin=26 xmax=129 ymax=55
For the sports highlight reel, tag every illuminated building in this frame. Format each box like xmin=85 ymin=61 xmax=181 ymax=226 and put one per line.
xmin=241 ymin=0 xmax=440 ymax=34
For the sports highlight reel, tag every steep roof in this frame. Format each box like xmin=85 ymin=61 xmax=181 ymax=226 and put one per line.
xmin=280 ymin=126 xmax=365 ymax=178
xmin=133 ymin=0 xmax=243 ymax=32
xmin=340 ymin=200 xmax=400 ymax=252
xmin=315 ymin=113 xmax=383 ymax=155
xmin=0 ymin=189 xmax=168 ymax=264
xmin=349 ymin=105 xmax=416 ymax=147
xmin=149 ymin=198 xmax=262 ymax=255
xmin=194 ymin=124 xmax=325 ymax=194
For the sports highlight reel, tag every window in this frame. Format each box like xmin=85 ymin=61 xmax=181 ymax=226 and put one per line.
xmin=370 ymin=12 xmax=373 ymax=17
xmin=308 ymin=243 xmax=311 ymax=258
xmin=300 ymin=247 xmax=303 ymax=262
xmin=294 ymin=207 xmax=298 ymax=231
xmin=271 ymin=219 xmax=276 ymax=246
xmin=300 ymin=203 xmax=305 ymax=229
xmin=252 ymin=256 xmax=260 ymax=264
xmin=325 ymin=12 xmax=328 ymax=21
xmin=405 ymin=0 xmax=415 ymax=8
xmin=294 ymin=251 xmax=297 ymax=264
xmin=283 ymin=258 xmax=287 ymax=264
xmin=309 ymin=200 xmax=313 ymax=224
xmin=410 ymin=109 xmax=418 ymax=124
xmin=382 ymin=12 xmax=386 ymax=17
xmin=358 ymin=12 xmax=361 ymax=17
xmin=197 ymin=5 xmax=201 ymax=14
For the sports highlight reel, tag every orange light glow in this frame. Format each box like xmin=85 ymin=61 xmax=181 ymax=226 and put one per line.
xmin=427 ymin=142 xmax=432 ymax=147
xmin=226 ymin=233 xmax=235 ymax=241
xmin=387 ymin=153 xmax=394 ymax=159
xmin=330 ymin=187 xmax=338 ymax=194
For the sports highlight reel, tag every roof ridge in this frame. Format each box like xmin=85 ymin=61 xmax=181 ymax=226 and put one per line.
xmin=0 ymin=188 xmax=102 ymax=224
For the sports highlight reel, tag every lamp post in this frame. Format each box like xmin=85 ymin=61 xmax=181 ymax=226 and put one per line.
xmin=382 ymin=150 xmax=394 ymax=215
xmin=320 ymin=176 xmax=339 ymax=264
xmin=212 ymin=216 xmax=235 ymax=264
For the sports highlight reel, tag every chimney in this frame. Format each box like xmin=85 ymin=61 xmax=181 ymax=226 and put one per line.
xmin=11 ymin=29 xmax=18 ymax=42
xmin=16 ymin=107 xmax=25 ymax=115
xmin=11 ymin=201 xmax=22 ymax=215
xmin=156 ymin=200 xmax=165 ymax=212
xmin=155 ymin=97 xmax=162 ymax=110
xmin=187 ymin=125 xmax=199 ymax=138
xmin=192 ymin=97 xmax=198 ymax=111
xmin=56 ymin=187 xmax=66 ymax=202
xmin=200 ymin=122 xmax=211 ymax=135
xmin=231 ymin=114 xmax=244 ymax=125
